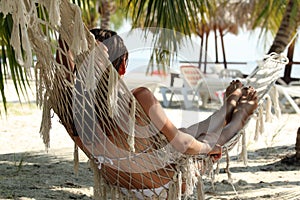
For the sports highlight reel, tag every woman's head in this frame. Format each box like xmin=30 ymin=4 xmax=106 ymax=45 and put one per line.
xmin=90 ymin=28 xmax=128 ymax=75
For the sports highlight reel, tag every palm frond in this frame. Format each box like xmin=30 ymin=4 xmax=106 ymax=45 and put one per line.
xmin=126 ymin=0 xmax=211 ymax=72
xmin=0 ymin=13 xmax=30 ymax=113
xmin=0 ymin=0 xmax=96 ymax=113
xmin=251 ymin=0 xmax=287 ymax=36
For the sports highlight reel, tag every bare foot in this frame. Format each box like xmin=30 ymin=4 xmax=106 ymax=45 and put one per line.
xmin=216 ymin=86 xmax=258 ymax=146
xmin=224 ymin=80 xmax=243 ymax=124
xmin=232 ymin=86 xmax=258 ymax=125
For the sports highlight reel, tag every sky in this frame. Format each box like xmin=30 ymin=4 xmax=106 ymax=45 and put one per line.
xmin=117 ymin=21 xmax=300 ymax=78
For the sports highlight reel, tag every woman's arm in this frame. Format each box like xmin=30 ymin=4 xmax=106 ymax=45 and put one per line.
xmin=162 ymin=119 xmax=221 ymax=155
xmin=132 ymin=87 xmax=222 ymax=156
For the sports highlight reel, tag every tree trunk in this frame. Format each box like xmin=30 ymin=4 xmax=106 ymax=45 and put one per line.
xmin=283 ymin=38 xmax=295 ymax=83
xmin=204 ymin=31 xmax=210 ymax=73
xmin=219 ymin=28 xmax=227 ymax=69
xmin=296 ymin=127 xmax=300 ymax=160
xmin=267 ymin=0 xmax=299 ymax=54
xmin=100 ymin=0 xmax=111 ymax=29
xmin=198 ymin=33 xmax=204 ymax=69
xmin=214 ymin=27 xmax=219 ymax=63
xmin=90 ymin=160 xmax=103 ymax=199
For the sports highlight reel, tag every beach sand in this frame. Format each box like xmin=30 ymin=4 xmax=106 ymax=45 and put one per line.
xmin=0 ymin=95 xmax=300 ymax=199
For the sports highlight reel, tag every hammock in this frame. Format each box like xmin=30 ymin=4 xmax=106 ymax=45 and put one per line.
xmin=0 ymin=0 xmax=288 ymax=199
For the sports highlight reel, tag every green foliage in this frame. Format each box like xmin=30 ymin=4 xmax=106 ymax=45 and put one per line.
xmin=127 ymin=0 xmax=208 ymax=36
xmin=74 ymin=0 xmax=100 ymax=29
xmin=251 ymin=0 xmax=287 ymax=37
xmin=0 ymin=13 xmax=30 ymax=113
xmin=73 ymin=0 xmax=127 ymax=30
xmin=125 ymin=0 xmax=211 ymax=72
xmin=110 ymin=7 xmax=128 ymax=31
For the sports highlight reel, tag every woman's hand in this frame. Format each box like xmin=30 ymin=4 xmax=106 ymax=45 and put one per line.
xmin=207 ymin=144 xmax=222 ymax=162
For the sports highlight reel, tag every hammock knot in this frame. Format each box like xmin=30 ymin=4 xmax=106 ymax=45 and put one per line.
xmin=96 ymin=155 xmax=113 ymax=170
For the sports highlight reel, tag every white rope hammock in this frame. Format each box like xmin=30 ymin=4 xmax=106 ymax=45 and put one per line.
xmin=0 ymin=0 xmax=289 ymax=199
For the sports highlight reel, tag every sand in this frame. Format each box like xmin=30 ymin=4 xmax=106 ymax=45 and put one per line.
xmin=1 ymin=92 xmax=300 ymax=199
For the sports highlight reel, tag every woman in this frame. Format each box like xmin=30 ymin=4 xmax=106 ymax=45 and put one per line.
xmin=56 ymin=28 xmax=258 ymax=199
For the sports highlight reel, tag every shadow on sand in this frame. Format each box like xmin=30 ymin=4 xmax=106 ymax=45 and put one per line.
xmin=0 ymin=151 xmax=93 ymax=199
xmin=1 ymin=145 xmax=299 ymax=199
xmin=204 ymin=144 xmax=300 ymax=200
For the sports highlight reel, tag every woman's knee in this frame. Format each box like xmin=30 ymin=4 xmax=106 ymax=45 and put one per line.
xmin=132 ymin=87 xmax=159 ymax=112
xmin=132 ymin=87 xmax=156 ymax=101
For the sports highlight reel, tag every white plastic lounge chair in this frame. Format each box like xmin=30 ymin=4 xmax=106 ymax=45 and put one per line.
xmin=181 ymin=65 xmax=235 ymax=107
xmin=159 ymin=71 xmax=195 ymax=108
xmin=276 ymin=81 xmax=300 ymax=114
xmin=160 ymin=65 xmax=233 ymax=108
xmin=219 ymin=69 xmax=244 ymax=79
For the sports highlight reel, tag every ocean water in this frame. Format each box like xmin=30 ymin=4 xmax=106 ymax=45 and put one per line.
xmin=127 ymin=58 xmax=300 ymax=80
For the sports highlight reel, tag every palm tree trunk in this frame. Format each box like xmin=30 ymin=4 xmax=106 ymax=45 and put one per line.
xmin=296 ymin=127 xmax=300 ymax=160
xmin=214 ymin=27 xmax=219 ymax=63
xmin=204 ymin=31 xmax=210 ymax=73
xmin=283 ymin=38 xmax=295 ymax=83
xmin=198 ymin=34 xmax=204 ymax=69
xmin=267 ymin=0 xmax=298 ymax=54
xmin=219 ymin=28 xmax=227 ymax=69
xmin=100 ymin=0 xmax=111 ymax=29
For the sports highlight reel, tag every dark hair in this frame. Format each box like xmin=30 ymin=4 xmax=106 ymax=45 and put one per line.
xmin=90 ymin=28 xmax=128 ymax=72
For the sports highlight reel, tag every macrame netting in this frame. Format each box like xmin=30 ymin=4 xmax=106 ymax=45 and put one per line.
xmin=222 ymin=53 xmax=288 ymax=168
xmin=0 ymin=0 xmax=288 ymax=199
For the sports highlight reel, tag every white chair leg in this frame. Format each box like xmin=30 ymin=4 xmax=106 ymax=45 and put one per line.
xmin=276 ymin=85 xmax=300 ymax=114
xmin=160 ymin=87 xmax=171 ymax=107
xmin=181 ymin=87 xmax=193 ymax=108
xmin=282 ymin=89 xmax=300 ymax=114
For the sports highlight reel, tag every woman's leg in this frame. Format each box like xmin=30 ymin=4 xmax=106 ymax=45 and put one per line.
xmin=131 ymin=82 xmax=244 ymax=155
xmin=183 ymin=80 xmax=243 ymax=140
xmin=216 ymin=86 xmax=258 ymax=146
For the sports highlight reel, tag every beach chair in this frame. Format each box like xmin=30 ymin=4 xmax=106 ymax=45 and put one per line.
xmin=160 ymin=65 xmax=232 ymax=109
xmin=160 ymin=68 xmax=248 ymax=108
xmin=179 ymin=65 xmax=231 ymax=107
xmin=159 ymin=76 xmax=195 ymax=108
xmin=276 ymin=81 xmax=300 ymax=114
xmin=4 ymin=0 xmax=289 ymax=199
xmin=219 ymin=69 xmax=244 ymax=79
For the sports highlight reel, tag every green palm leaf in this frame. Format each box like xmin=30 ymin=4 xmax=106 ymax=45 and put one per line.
xmin=125 ymin=0 xmax=211 ymax=72
xmin=0 ymin=13 xmax=30 ymax=113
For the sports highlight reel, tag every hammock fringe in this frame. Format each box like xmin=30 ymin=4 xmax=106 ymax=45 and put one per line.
xmin=39 ymin=93 xmax=51 ymax=149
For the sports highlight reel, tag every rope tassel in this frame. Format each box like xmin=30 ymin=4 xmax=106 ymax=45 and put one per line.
xmin=70 ymin=4 xmax=88 ymax=55
xmin=49 ymin=0 xmax=61 ymax=26
xmin=127 ymin=97 xmax=136 ymax=152
xmin=39 ymin=94 xmax=51 ymax=150
xmin=265 ymin=94 xmax=272 ymax=122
